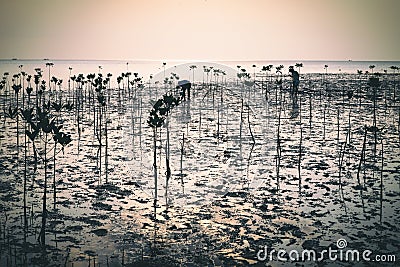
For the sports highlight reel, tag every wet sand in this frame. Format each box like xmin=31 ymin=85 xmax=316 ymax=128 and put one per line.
xmin=0 ymin=72 xmax=399 ymax=266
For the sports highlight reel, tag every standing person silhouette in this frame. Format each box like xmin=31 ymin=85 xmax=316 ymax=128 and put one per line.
xmin=289 ymin=67 xmax=300 ymax=94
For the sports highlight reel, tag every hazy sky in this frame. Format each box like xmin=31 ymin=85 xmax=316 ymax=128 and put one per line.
xmin=0 ymin=0 xmax=399 ymax=61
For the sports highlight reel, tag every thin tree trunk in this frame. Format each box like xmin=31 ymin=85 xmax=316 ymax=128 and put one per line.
xmin=53 ymin=143 xmax=56 ymax=210
xmin=165 ymin=117 xmax=171 ymax=207
xmin=380 ymin=139 xmax=384 ymax=224
xmin=298 ymin=125 xmax=302 ymax=192
xmin=180 ymin=133 xmax=185 ymax=192
xmin=357 ymin=127 xmax=367 ymax=186
xmin=247 ymin=105 xmax=255 ymax=145
xmin=105 ymin=105 xmax=108 ymax=184
xmin=40 ymin=134 xmax=48 ymax=248
xmin=153 ymin=128 xmax=158 ymax=219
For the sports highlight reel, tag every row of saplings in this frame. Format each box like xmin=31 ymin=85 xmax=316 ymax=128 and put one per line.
xmin=2 ymin=70 xmax=114 ymax=253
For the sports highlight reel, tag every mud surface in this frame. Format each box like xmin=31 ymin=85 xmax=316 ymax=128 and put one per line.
xmin=1 ymin=72 xmax=399 ymax=266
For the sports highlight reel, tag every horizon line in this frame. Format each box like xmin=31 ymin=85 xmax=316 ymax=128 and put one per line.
xmin=1 ymin=58 xmax=400 ymax=63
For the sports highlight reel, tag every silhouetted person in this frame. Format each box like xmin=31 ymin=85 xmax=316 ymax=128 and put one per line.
xmin=177 ymin=80 xmax=191 ymax=100
xmin=289 ymin=68 xmax=300 ymax=94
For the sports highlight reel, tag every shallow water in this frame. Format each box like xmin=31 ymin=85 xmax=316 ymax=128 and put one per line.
xmin=0 ymin=68 xmax=399 ymax=266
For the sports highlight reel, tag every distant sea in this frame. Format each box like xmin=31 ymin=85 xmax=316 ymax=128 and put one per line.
xmin=0 ymin=59 xmax=399 ymax=86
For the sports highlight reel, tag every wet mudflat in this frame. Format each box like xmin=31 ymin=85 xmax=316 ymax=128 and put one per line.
xmin=0 ymin=72 xmax=399 ymax=266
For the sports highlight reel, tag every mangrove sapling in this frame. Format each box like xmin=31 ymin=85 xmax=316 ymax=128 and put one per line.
xmin=163 ymin=94 xmax=180 ymax=206
xmin=149 ymin=93 xmax=180 ymax=212
xmin=260 ymin=66 xmax=267 ymax=99
xmin=20 ymin=70 xmax=27 ymax=110
xmin=266 ymin=65 xmax=273 ymax=100
xmin=199 ymin=99 xmax=202 ymax=138
xmin=26 ymin=76 xmax=33 ymax=108
xmin=92 ymin=74 xmax=108 ymax=183
xmin=295 ymin=63 xmax=303 ymax=76
xmin=11 ymin=81 xmax=22 ymax=153
xmin=368 ymin=76 xmax=380 ymax=156
xmin=126 ymin=72 xmax=131 ymax=97
xmin=45 ymin=62 xmax=54 ymax=91
xmin=57 ymin=79 xmax=63 ymax=103
xmin=369 ymin=65 xmax=375 ymax=74
xmin=4 ymin=105 xmax=18 ymax=153
xmin=0 ymin=78 xmax=7 ymax=122
xmin=38 ymin=109 xmax=51 ymax=247
xmin=51 ymin=101 xmax=63 ymax=209
xmin=102 ymin=77 xmax=111 ymax=183
xmin=51 ymin=76 xmax=58 ymax=101
xmin=22 ymin=106 xmax=67 ymax=248
xmin=212 ymin=69 xmax=219 ymax=105
xmin=105 ymin=98 xmax=109 ymax=184
xmin=148 ymin=103 xmax=165 ymax=219
xmin=324 ymin=64 xmax=328 ymax=81
xmin=117 ymin=75 xmax=123 ymax=102
xmin=131 ymin=97 xmax=136 ymax=154
xmin=389 ymin=66 xmax=396 ymax=100
xmin=70 ymin=75 xmax=76 ymax=106
xmin=38 ymin=81 xmax=46 ymax=111
xmin=252 ymin=64 xmax=257 ymax=84
xmin=190 ymin=65 xmax=197 ymax=97
xmin=204 ymin=67 xmax=211 ymax=90
xmin=134 ymin=77 xmax=145 ymax=153
xmin=68 ymin=67 xmax=72 ymax=97
xmin=357 ymin=70 xmax=363 ymax=108
xmin=3 ymin=73 xmax=12 ymax=120
xmin=275 ymin=65 xmax=284 ymax=99
xmin=20 ymin=107 xmax=35 ymax=240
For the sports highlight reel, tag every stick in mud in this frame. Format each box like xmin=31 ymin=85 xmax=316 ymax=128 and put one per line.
xmin=373 ymin=84 xmax=378 ymax=156
xmin=239 ymin=99 xmax=243 ymax=158
xmin=323 ymin=104 xmax=326 ymax=140
xmin=217 ymin=89 xmax=220 ymax=140
xmin=276 ymin=101 xmax=282 ymax=190
xmin=309 ymin=92 xmax=312 ymax=130
xmin=105 ymin=101 xmax=109 ymax=184
xmin=247 ymin=104 xmax=255 ymax=145
xmin=357 ymin=126 xmax=368 ymax=187
xmin=153 ymin=127 xmax=158 ymax=218
xmin=338 ymin=124 xmax=349 ymax=203
xmin=180 ymin=133 xmax=185 ymax=193
xmin=298 ymin=119 xmax=303 ymax=193
xmin=380 ymin=139 xmax=384 ymax=224
xmin=398 ymin=107 xmax=400 ymax=143
xmin=337 ymin=108 xmax=340 ymax=148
